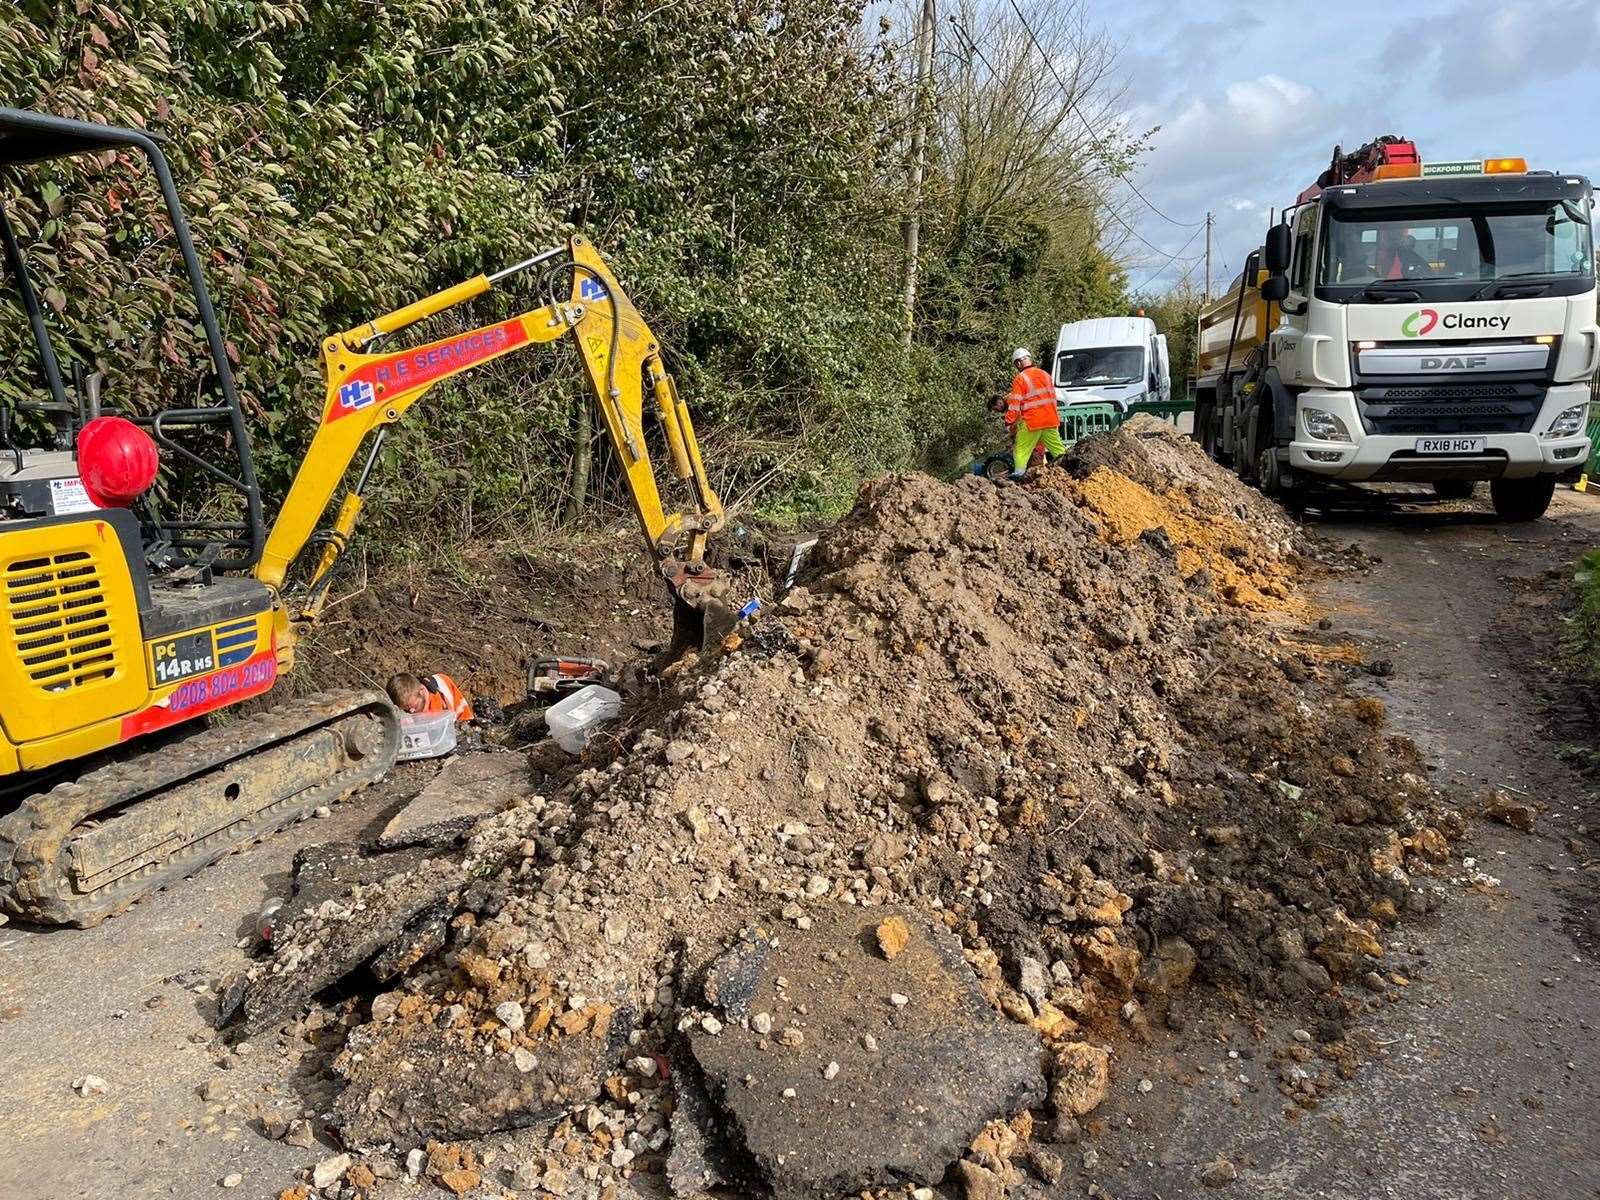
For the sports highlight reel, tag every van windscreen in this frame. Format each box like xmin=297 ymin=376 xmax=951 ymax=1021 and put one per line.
xmin=1055 ymin=346 xmax=1143 ymax=388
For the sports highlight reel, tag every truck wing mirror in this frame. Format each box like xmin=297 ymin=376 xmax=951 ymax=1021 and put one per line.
xmin=1259 ymin=274 xmax=1289 ymax=303
xmin=1263 ymin=224 xmax=1292 ymax=273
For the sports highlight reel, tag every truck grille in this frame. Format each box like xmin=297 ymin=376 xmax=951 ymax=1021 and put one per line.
xmin=1356 ymin=382 xmax=1542 ymax=436
xmin=1380 ymin=384 xmax=1518 ymax=402
xmin=4 ymin=550 xmax=119 ymax=692
xmin=1386 ymin=403 xmax=1516 ymax=419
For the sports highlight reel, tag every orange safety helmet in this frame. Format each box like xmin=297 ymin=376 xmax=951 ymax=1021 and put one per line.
xmin=77 ymin=415 xmax=159 ymax=507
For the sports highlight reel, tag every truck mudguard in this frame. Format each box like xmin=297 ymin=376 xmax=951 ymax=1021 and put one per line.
xmin=1261 ymin=370 xmax=1297 ymax=445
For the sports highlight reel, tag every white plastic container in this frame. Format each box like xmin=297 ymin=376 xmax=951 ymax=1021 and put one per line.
xmin=397 ymin=709 xmax=458 ymax=761
xmin=545 ymin=684 xmax=622 ymax=753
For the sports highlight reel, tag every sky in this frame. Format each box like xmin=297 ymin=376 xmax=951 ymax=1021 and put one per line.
xmin=1090 ymin=0 xmax=1600 ymax=296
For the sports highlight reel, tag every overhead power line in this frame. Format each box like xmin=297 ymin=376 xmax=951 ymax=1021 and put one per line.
xmin=946 ymin=13 xmax=1002 ymax=80
xmin=1129 ymin=223 xmax=1205 ymax=292
xmin=1002 ymin=0 xmax=1204 ymax=232
xmin=1105 ymin=159 xmax=1203 ymax=229
xmin=948 ymin=3 xmax=1204 ymax=268
xmin=946 ymin=10 xmax=1172 ymax=261
xmin=1088 ymin=184 xmax=1191 ymax=263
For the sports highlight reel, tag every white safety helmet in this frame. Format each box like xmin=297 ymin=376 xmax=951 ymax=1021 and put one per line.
xmin=1011 ymin=347 xmax=1031 ymax=364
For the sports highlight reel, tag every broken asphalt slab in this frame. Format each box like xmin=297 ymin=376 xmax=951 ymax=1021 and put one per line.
xmin=378 ymin=752 xmax=528 ymax=848
xmin=216 ymin=855 xmax=477 ymax=1037
xmin=686 ymin=907 xmax=1045 ymax=1198
xmin=330 ymin=1014 xmax=618 ymax=1149
xmin=216 ymin=754 xmax=532 ymax=1037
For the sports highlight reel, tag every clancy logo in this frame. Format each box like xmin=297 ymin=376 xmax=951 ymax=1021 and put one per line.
xmin=1402 ymin=309 xmax=1439 ymax=337
xmin=1401 ymin=308 xmax=1511 ymax=337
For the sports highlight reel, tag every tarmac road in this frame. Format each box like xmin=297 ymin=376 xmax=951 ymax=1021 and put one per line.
xmin=0 ymin=763 xmax=437 ymax=1200
xmin=1085 ymin=488 xmax=1600 ymax=1199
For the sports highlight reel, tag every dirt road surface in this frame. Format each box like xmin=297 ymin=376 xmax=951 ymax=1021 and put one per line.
xmin=1091 ymin=489 xmax=1600 ymax=1199
xmin=2 ymin=489 xmax=1598 ymax=1200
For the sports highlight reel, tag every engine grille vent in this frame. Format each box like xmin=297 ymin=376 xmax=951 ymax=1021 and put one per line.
xmin=1386 ymin=403 xmax=1516 ymax=419
xmin=4 ymin=550 xmax=118 ymax=692
xmin=1379 ymin=384 xmax=1519 ymax=402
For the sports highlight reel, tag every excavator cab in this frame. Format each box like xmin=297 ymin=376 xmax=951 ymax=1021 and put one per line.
xmin=0 ymin=110 xmax=394 ymax=926
xmin=0 ymin=109 xmax=266 ymax=570
xmin=0 ymin=108 xmax=286 ymax=776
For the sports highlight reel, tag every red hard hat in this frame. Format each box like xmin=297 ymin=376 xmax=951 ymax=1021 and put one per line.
xmin=77 ymin=416 xmax=160 ymax=508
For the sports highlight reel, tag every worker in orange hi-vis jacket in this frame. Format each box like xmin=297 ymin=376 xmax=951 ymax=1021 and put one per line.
xmin=1005 ymin=347 xmax=1068 ymax=477
xmin=386 ymin=671 xmax=475 ymax=721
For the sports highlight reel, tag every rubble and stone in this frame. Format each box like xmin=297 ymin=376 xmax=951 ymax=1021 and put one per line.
xmin=221 ymin=420 xmax=1464 ymax=1196
xmin=1483 ymin=789 xmax=1538 ymax=832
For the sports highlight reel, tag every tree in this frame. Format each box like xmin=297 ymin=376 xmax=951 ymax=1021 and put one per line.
xmin=888 ymin=0 xmax=1134 ymax=471
xmin=1138 ymin=281 xmax=1206 ymax=401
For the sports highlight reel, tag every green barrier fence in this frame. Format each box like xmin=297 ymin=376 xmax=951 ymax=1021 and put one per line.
xmin=1584 ymin=399 xmax=1600 ymax=481
xmin=1060 ymin=402 xmax=1122 ymax=445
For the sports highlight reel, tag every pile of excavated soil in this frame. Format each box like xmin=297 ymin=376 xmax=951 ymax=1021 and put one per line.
xmin=227 ymin=421 xmax=1464 ymax=1199
xmin=1058 ymin=416 xmax=1311 ymax=615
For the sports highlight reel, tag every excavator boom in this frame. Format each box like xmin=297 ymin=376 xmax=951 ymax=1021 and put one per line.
xmin=257 ymin=235 xmax=729 ymax=663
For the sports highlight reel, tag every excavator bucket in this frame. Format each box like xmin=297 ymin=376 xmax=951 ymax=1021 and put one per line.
xmin=661 ymin=559 xmax=740 ymax=662
xmin=668 ymin=591 xmax=741 ymax=662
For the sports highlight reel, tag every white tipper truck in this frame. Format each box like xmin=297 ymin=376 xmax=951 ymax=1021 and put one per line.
xmin=1053 ymin=316 xmax=1170 ymax=411
xmin=1194 ymin=137 xmax=1596 ymax=520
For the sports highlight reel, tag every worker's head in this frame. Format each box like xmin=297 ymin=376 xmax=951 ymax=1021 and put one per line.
xmin=1011 ymin=347 xmax=1032 ymax=369
xmin=386 ymin=672 xmax=428 ymax=714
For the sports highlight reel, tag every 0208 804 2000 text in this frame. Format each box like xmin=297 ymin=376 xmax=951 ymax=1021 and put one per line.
xmin=167 ymin=657 xmax=276 ymax=715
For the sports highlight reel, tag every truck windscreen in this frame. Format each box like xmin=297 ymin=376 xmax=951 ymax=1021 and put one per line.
xmin=1317 ymin=198 xmax=1594 ymax=302
xmin=1055 ymin=346 xmax=1143 ymax=388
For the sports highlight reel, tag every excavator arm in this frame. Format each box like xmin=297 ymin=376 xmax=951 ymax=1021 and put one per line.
xmin=255 ymin=235 xmax=728 ymax=666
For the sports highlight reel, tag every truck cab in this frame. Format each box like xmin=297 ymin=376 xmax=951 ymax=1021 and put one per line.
xmin=1053 ymin=317 xmax=1170 ymax=411
xmin=1258 ymin=160 xmax=1597 ymax=518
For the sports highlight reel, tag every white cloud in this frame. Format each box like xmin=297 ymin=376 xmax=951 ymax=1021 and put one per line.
xmin=1094 ymin=0 xmax=1600 ymax=292
xmin=1114 ymin=74 xmax=1343 ymax=289
xmin=1130 ymin=74 xmax=1331 ymax=196
xmin=1389 ymin=0 xmax=1600 ymax=98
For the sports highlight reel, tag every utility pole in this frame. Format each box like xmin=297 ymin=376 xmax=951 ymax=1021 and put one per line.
xmin=900 ymin=0 xmax=936 ymax=348
xmin=1203 ymin=211 xmax=1213 ymax=299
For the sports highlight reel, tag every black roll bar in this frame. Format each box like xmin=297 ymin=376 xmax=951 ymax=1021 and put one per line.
xmin=0 ymin=106 xmax=265 ymax=570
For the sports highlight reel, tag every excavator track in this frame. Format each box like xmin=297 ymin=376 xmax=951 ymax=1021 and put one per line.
xmin=0 ymin=690 xmax=400 ymax=928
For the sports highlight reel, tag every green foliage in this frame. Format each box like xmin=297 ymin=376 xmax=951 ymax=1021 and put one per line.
xmin=1 ymin=0 xmax=574 ymax=539
xmin=909 ymin=0 xmax=1135 ymax=471
xmin=1 ymin=0 xmax=1133 ymax=564
xmin=1571 ymin=548 xmax=1600 ymax=676
xmin=1137 ymin=284 xmax=1204 ymax=401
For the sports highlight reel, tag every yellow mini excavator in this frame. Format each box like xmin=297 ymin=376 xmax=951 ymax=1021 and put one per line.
xmin=0 ymin=108 xmax=727 ymax=926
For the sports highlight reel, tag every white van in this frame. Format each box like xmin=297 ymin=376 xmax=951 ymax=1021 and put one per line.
xmin=1052 ymin=316 xmax=1170 ymax=410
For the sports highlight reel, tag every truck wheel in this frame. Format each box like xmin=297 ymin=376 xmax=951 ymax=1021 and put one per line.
xmin=1256 ymin=444 xmax=1283 ymax=495
xmin=1489 ymin=475 xmax=1556 ymax=521
xmin=1431 ymin=480 xmax=1476 ymax=501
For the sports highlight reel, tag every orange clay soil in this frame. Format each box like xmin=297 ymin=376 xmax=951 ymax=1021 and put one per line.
xmin=1055 ymin=466 xmax=1317 ymax=618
